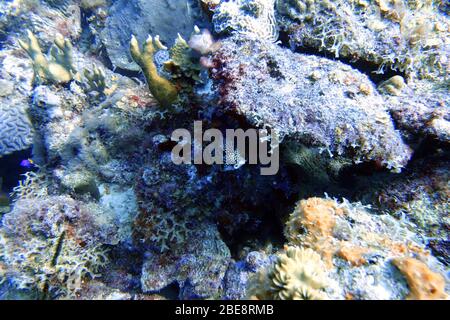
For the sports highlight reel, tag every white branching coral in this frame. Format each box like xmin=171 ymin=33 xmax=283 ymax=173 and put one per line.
xmin=213 ymin=0 xmax=279 ymax=42
xmin=150 ymin=211 xmax=191 ymax=253
xmin=0 ymin=196 xmax=117 ymax=298
xmin=10 ymin=170 xmax=48 ymax=201
xmin=248 ymin=246 xmax=330 ymax=300
xmin=0 ymin=231 xmax=108 ymax=297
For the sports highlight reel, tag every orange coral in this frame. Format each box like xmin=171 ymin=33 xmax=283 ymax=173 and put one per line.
xmin=285 ymin=197 xmax=343 ymax=241
xmin=285 ymin=197 xmax=344 ymax=267
xmin=285 ymin=197 xmax=431 ymax=269
xmin=392 ymin=258 xmax=448 ymax=300
xmin=337 ymin=243 xmax=368 ymax=267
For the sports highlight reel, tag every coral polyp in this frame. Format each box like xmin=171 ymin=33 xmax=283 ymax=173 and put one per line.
xmin=248 ymin=246 xmax=330 ymax=300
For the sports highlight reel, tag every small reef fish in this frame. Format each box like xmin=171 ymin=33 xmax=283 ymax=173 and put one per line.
xmin=20 ymin=158 xmax=36 ymax=169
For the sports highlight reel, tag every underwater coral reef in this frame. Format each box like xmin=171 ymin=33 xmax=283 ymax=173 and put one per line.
xmin=0 ymin=0 xmax=448 ymax=301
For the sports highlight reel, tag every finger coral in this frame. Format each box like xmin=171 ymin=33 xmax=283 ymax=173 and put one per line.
xmin=248 ymin=246 xmax=330 ymax=300
xmin=82 ymin=65 xmax=108 ymax=102
xmin=130 ymin=35 xmax=179 ymax=108
xmin=100 ymin=0 xmax=204 ymax=71
xmin=19 ymin=30 xmax=76 ymax=85
xmin=163 ymin=33 xmax=200 ymax=85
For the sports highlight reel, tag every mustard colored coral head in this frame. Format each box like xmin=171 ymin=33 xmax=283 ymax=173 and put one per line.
xmin=129 ymin=34 xmax=179 ymax=108
xmin=19 ymin=30 xmax=76 ymax=85
xmin=249 ymin=246 xmax=330 ymax=300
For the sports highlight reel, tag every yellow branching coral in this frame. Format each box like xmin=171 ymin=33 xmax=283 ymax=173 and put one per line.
xmin=19 ymin=30 xmax=76 ymax=85
xmin=83 ymin=65 xmax=106 ymax=94
xmin=81 ymin=65 xmax=117 ymax=101
xmin=130 ymin=35 xmax=179 ymax=108
xmin=248 ymin=246 xmax=330 ymax=300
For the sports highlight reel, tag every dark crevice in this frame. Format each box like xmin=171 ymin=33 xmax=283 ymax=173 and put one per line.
xmin=158 ymin=282 xmax=180 ymax=300
xmin=0 ymin=148 xmax=33 ymax=194
xmin=96 ymin=43 xmax=143 ymax=80
xmin=218 ymin=202 xmax=288 ymax=260
xmin=101 ymin=244 xmax=144 ymax=294
xmin=204 ymin=112 xmax=291 ymax=258
xmin=408 ymin=136 xmax=449 ymax=163
xmin=0 ymin=29 xmax=8 ymax=49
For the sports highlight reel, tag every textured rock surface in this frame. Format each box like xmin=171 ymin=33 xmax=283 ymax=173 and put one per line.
xmin=212 ymin=38 xmax=412 ymax=171
xmin=0 ymin=0 xmax=81 ymax=46
xmin=0 ymin=195 xmax=118 ymax=297
xmin=382 ymin=79 xmax=450 ymax=143
xmin=276 ymin=0 xmax=450 ymax=79
xmin=222 ymin=251 xmax=273 ymax=300
xmin=140 ymin=225 xmax=231 ymax=299
xmin=280 ymin=197 xmax=448 ymax=300
xmin=358 ymin=156 xmax=450 ymax=266
xmin=0 ymin=0 xmax=448 ymax=301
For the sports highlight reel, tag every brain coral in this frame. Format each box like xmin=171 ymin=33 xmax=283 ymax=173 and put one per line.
xmin=248 ymin=246 xmax=330 ymax=300
xmin=213 ymin=0 xmax=279 ymax=42
xmin=0 ymin=105 xmax=34 ymax=157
